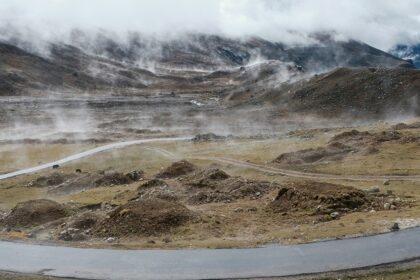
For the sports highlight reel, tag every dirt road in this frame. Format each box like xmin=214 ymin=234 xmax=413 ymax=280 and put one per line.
xmin=1 ymin=139 xmax=419 ymax=182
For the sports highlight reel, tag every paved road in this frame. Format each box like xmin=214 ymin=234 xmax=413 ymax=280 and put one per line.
xmin=1 ymin=227 xmax=419 ymax=279
xmin=1 ymin=138 xmax=419 ymax=182
xmin=0 ymin=137 xmax=190 ymax=180
xmin=0 ymin=140 xmax=419 ymax=279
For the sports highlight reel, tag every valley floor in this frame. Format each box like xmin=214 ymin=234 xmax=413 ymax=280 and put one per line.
xmin=0 ymin=118 xmax=419 ymax=249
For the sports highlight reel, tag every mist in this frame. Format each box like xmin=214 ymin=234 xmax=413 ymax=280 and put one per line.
xmin=1 ymin=0 xmax=420 ymax=51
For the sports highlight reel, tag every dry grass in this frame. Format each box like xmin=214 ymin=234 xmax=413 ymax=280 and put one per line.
xmin=0 ymin=143 xmax=93 ymax=173
xmin=0 ymin=123 xmax=419 ymax=249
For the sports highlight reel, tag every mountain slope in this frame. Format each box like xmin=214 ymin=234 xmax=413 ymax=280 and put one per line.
xmin=68 ymin=32 xmax=414 ymax=71
xmin=391 ymin=44 xmax=420 ymax=68
xmin=243 ymin=67 xmax=420 ymax=118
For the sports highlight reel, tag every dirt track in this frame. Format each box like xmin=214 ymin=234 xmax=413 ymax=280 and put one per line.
xmin=145 ymin=147 xmax=420 ymax=182
xmin=205 ymin=157 xmax=420 ymax=182
xmin=1 ymin=140 xmax=419 ymax=182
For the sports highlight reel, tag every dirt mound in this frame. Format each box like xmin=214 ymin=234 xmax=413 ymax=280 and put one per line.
xmin=95 ymin=199 xmax=194 ymax=237
xmin=1 ymin=199 xmax=68 ymax=228
xmin=391 ymin=121 xmax=420 ymax=130
xmin=31 ymin=170 xmax=144 ymax=195
xmin=185 ymin=168 xmax=275 ymax=204
xmin=138 ymin=179 xmax=168 ymax=190
xmin=274 ymin=142 xmax=353 ymax=165
xmin=398 ymin=135 xmax=420 ymax=144
xmin=136 ymin=167 xmax=274 ymax=205
xmin=267 ymin=182 xmax=373 ymax=215
xmin=137 ymin=179 xmax=178 ymax=201
xmin=192 ymin=133 xmax=227 ymax=142
xmin=274 ymin=129 xmax=406 ymax=165
xmin=28 ymin=172 xmax=77 ymax=188
xmin=329 ymin=129 xmax=401 ymax=145
xmin=155 ymin=160 xmax=197 ymax=179
xmin=94 ymin=172 xmax=133 ymax=186
xmin=66 ymin=212 xmax=103 ymax=230
xmin=329 ymin=130 xmax=372 ymax=144
xmin=186 ymin=168 xmax=231 ymax=187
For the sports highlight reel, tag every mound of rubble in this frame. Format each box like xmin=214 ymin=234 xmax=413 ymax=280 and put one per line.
xmin=183 ymin=168 xmax=276 ymax=204
xmin=391 ymin=121 xmax=420 ymax=130
xmin=94 ymin=199 xmax=195 ymax=237
xmin=155 ymin=160 xmax=197 ymax=179
xmin=58 ymin=212 xmax=105 ymax=241
xmin=192 ymin=133 xmax=227 ymax=142
xmin=329 ymin=129 xmax=401 ymax=145
xmin=274 ymin=128 xmax=419 ymax=165
xmin=138 ymin=166 xmax=277 ymax=205
xmin=28 ymin=172 xmax=77 ymax=188
xmin=267 ymin=181 xmax=402 ymax=219
xmin=268 ymin=182 xmax=370 ymax=214
xmin=137 ymin=179 xmax=178 ymax=201
xmin=28 ymin=170 xmax=144 ymax=195
xmin=274 ymin=142 xmax=353 ymax=165
xmin=1 ymin=199 xmax=68 ymax=228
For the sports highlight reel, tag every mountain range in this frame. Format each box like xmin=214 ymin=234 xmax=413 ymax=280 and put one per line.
xmin=0 ymin=31 xmax=418 ymax=119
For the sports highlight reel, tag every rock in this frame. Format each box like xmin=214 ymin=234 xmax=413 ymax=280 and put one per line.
xmin=162 ymin=237 xmax=172 ymax=243
xmin=125 ymin=170 xmax=144 ymax=181
xmin=71 ymin=233 xmax=86 ymax=241
xmin=383 ymin=179 xmax=390 ymax=185
xmin=391 ymin=223 xmax=400 ymax=231
xmin=364 ymin=186 xmax=380 ymax=193
xmin=192 ymin=133 xmax=226 ymax=142
xmin=330 ymin=212 xmax=340 ymax=219
xmin=58 ymin=228 xmax=85 ymax=241
xmin=2 ymin=227 xmax=11 ymax=233
xmin=106 ymin=237 xmax=116 ymax=243
xmin=383 ymin=203 xmax=391 ymax=210
xmin=246 ymin=207 xmax=257 ymax=212
xmin=101 ymin=202 xmax=114 ymax=211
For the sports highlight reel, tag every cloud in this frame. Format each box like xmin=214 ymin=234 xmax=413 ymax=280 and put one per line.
xmin=1 ymin=0 xmax=420 ymax=50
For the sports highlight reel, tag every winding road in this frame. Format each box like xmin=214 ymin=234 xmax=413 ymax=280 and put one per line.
xmin=1 ymin=137 xmax=419 ymax=182
xmin=1 ymin=227 xmax=419 ymax=279
xmin=0 ymin=137 xmax=420 ymax=279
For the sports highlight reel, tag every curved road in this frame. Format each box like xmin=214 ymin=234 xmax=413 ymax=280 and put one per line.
xmin=1 ymin=137 xmax=419 ymax=182
xmin=0 ymin=137 xmax=190 ymax=181
xmin=206 ymin=157 xmax=420 ymax=182
xmin=1 ymin=227 xmax=420 ymax=279
xmin=0 ymin=138 xmax=420 ymax=279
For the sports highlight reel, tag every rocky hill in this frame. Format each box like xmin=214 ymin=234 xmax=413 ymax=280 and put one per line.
xmin=0 ymin=32 xmax=414 ymax=96
xmin=240 ymin=67 xmax=420 ymax=118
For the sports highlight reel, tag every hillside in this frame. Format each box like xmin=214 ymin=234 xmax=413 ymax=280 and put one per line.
xmin=0 ymin=32 xmax=414 ymax=96
xmin=241 ymin=67 xmax=420 ymax=118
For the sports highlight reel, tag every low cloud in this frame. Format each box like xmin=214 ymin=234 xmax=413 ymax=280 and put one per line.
xmin=1 ymin=0 xmax=420 ymax=50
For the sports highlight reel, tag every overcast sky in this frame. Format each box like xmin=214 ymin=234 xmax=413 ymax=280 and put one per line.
xmin=1 ymin=0 xmax=420 ymax=50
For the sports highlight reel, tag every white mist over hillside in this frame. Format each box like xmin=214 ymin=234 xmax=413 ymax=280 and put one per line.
xmin=1 ymin=0 xmax=420 ymax=50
